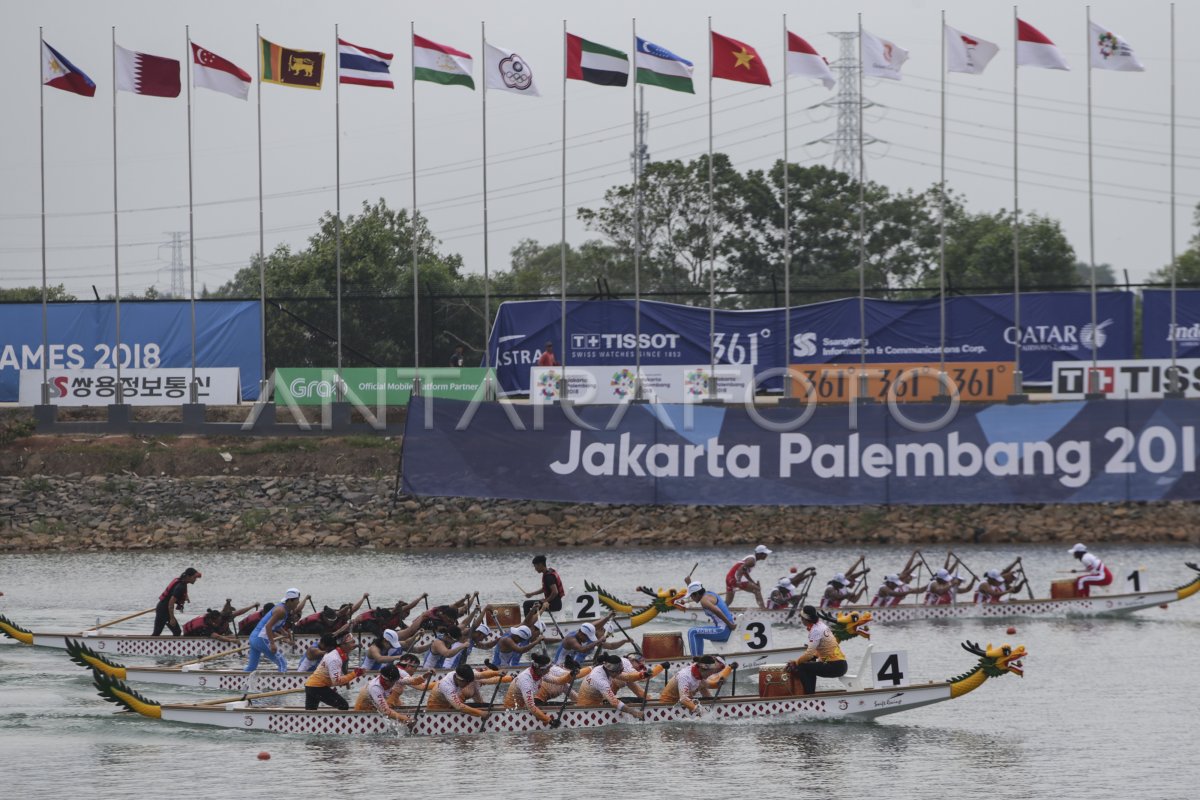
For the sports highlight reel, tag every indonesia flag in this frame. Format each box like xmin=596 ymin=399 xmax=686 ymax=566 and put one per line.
xmin=1017 ymin=19 xmax=1069 ymax=70
xmin=338 ymin=39 xmax=393 ymax=88
xmin=191 ymin=43 xmax=251 ymax=100
xmin=786 ymin=32 xmax=834 ymax=89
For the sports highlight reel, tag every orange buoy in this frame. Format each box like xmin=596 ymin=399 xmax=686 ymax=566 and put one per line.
xmin=1006 ymin=626 xmax=1017 ymax=635
xmin=257 ymin=752 xmax=271 ymax=761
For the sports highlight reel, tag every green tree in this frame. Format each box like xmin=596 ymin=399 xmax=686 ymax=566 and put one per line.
xmin=1149 ymin=203 xmax=1200 ymax=285
xmin=0 ymin=284 xmax=75 ymax=302
xmin=1074 ymin=262 xmax=1117 ymax=287
xmin=495 ymin=238 xmax=628 ymax=297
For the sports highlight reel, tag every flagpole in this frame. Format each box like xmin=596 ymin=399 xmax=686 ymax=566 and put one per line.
xmin=481 ymin=21 xmax=491 ymax=392
xmin=938 ymin=11 xmax=948 ymax=394
xmin=334 ymin=24 xmax=344 ymax=401
xmin=1169 ymin=1 xmax=1180 ymax=396
xmin=186 ymin=26 xmax=197 ymax=402
xmin=38 ymin=27 xmax=49 ymax=405
xmin=856 ymin=15 xmax=867 ymax=395
xmin=111 ymin=26 xmax=124 ymax=406
xmin=256 ymin=23 xmax=267 ymax=401
xmin=633 ymin=19 xmax=643 ymax=401
xmin=410 ymin=21 xmax=421 ymax=394
xmin=707 ymin=15 xmax=717 ymax=400
xmin=1085 ymin=5 xmax=1099 ymax=395
xmin=561 ymin=19 xmax=568 ymax=392
xmin=1010 ymin=6 xmax=1024 ymax=400
xmin=782 ymin=14 xmax=792 ymax=402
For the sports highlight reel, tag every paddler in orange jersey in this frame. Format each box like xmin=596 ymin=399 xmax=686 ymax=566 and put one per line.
xmin=576 ymin=654 xmax=645 ymax=719
xmin=428 ymin=663 xmax=510 ymax=718
xmin=659 ymin=655 xmax=733 ymax=714
xmin=303 ymin=632 xmax=363 ymax=710
xmin=505 ymin=652 xmax=578 ymax=726
xmin=613 ymin=651 xmax=665 ymax=701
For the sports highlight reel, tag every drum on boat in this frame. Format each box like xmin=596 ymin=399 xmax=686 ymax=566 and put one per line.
xmin=758 ymin=664 xmax=802 ymax=697
xmin=1050 ymin=579 xmax=1079 ymax=599
xmin=641 ymin=632 xmax=684 ymax=659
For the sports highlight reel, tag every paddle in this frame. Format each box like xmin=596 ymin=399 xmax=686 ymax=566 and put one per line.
xmin=175 ymin=645 xmax=248 ymax=668
xmin=476 ymin=672 xmax=507 ymax=732
xmin=637 ymin=662 xmax=660 ymax=720
xmin=549 ymin=669 xmax=581 ymax=729
xmin=196 ymin=686 xmax=304 ymax=706
xmin=609 ymin=616 xmax=641 ymax=656
xmin=684 ymin=562 xmax=699 ymax=585
xmin=85 ymin=608 xmax=155 ymax=632
xmin=1017 ymin=558 xmax=1035 ymax=600
xmin=703 ymin=661 xmax=737 ymax=715
xmin=404 ymin=672 xmax=435 ymax=733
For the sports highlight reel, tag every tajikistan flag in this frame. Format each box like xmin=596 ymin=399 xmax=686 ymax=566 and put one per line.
xmin=414 ymin=34 xmax=474 ymax=89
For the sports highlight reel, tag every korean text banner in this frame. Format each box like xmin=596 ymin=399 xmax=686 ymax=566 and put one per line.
xmin=403 ymin=397 xmax=1197 ymax=506
xmin=0 ymin=301 xmax=261 ymax=402
xmin=487 ymin=292 xmax=1133 ymax=395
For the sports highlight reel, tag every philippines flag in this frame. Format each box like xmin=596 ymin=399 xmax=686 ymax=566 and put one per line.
xmin=42 ymin=40 xmax=96 ymax=97
xmin=338 ymin=39 xmax=393 ymax=88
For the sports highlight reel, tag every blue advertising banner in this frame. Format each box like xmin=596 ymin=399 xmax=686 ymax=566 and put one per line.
xmin=0 ymin=300 xmax=262 ymax=402
xmin=404 ymin=397 xmax=1198 ymax=506
xmin=488 ymin=292 xmax=1134 ymax=395
xmin=1142 ymin=289 xmax=1200 ymax=359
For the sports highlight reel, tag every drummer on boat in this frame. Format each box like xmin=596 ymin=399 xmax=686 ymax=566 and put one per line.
xmin=303 ymin=631 xmax=363 ymax=710
xmin=725 ymin=545 xmax=772 ymax=608
xmin=152 ymin=567 xmax=201 ymax=637
xmin=786 ymin=605 xmax=848 ymax=693
xmin=1068 ymin=543 xmax=1113 ymax=596
xmin=684 ymin=580 xmax=737 ymax=656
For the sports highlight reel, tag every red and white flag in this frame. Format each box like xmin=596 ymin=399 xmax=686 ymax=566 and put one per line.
xmin=191 ymin=43 xmax=251 ymax=99
xmin=786 ymin=32 xmax=834 ymax=89
xmin=115 ymin=44 xmax=180 ymax=97
xmin=944 ymin=24 xmax=999 ymax=75
xmin=1016 ymin=19 xmax=1069 ymax=71
xmin=861 ymin=29 xmax=908 ymax=81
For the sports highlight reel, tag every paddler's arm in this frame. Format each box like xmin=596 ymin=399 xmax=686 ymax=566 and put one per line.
xmin=231 ymin=603 xmax=258 ymax=619
xmin=702 ymin=597 xmax=737 ymax=629
xmin=346 ymin=593 xmax=370 ymax=616
xmin=400 ymin=594 xmax=426 ymax=617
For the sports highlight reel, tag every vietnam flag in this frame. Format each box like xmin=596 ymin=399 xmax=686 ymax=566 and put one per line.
xmin=711 ymin=31 xmax=771 ymax=85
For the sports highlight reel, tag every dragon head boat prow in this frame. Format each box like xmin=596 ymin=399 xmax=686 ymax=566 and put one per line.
xmin=948 ymin=640 xmax=1027 ymax=699
xmin=586 ymin=581 xmax=688 ymax=627
xmin=66 ymin=638 xmax=128 ymax=680
xmin=93 ymin=672 xmax=163 ymax=719
xmin=1176 ymin=562 xmax=1200 ymax=601
xmin=0 ymin=614 xmax=34 ymax=645
xmin=818 ymin=609 xmax=872 ymax=641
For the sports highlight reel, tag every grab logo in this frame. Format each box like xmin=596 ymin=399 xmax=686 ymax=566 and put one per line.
xmin=792 ymin=332 xmax=818 ymax=358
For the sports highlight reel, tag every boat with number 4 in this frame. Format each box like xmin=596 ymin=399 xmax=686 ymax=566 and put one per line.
xmin=63 ymin=612 xmax=872 ymax=692
xmin=589 ymin=563 xmax=1200 ymax=627
xmin=89 ymin=639 xmax=1026 ymax=736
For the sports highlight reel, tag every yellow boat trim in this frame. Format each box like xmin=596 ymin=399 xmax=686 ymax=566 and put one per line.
xmin=0 ymin=616 xmax=33 ymax=645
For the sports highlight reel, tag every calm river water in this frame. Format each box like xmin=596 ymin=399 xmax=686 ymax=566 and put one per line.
xmin=1 ymin=542 xmax=1197 ymax=799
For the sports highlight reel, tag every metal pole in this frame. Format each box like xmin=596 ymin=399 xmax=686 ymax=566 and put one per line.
xmin=561 ymin=19 xmax=568 ymax=383
xmin=782 ymin=14 xmax=791 ymax=401
xmin=112 ymin=26 xmax=123 ymax=405
xmin=481 ymin=22 xmax=491 ymax=381
xmin=633 ymin=20 xmax=643 ymax=400
xmin=256 ymin=24 xmax=267 ymax=399
xmin=1169 ymin=2 xmax=1180 ymax=395
xmin=410 ymin=22 xmax=420 ymax=394
xmin=186 ymin=26 xmax=198 ymax=402
xmin=1011 ymin=7 xmax=1023 ymax=396
xmin=938 ymin=10 xmax=948 ymax=392
xmin=39 ymin=28 xmax=49 ymax=405
xmin=707 ymin=16 xmax=717 ymax=399
xmin=1085 ymin=6 xmax=1099 ymax=393
xmin=856 ymin=16 xmax=867 ymax=397
xmin=335 ymin=24 xmax=344 ymax=401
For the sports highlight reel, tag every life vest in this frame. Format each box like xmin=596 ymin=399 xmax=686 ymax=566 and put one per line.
xmin=238 ymin=610 xmax=265 ymax=636
xmin=181 ymin=616 xmax=212 ymax=636
xmin=158 ymin=577 xmax=189 ymax=608
xmin=545 ymin=569 xmax=565 ymax=599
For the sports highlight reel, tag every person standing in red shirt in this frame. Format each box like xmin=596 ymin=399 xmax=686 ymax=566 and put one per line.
xmin=537 ymin=341 xmax=559 ymax=367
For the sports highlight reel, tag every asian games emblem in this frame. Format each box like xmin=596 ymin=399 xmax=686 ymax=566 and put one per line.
xmin=1096 ymin=31 xmax=1117 ymax=60
xmin=498 ymin=54 xmax=534 ymax=91
xmin=536 ymin=370 xmax=560 ymax=399
xmin=609 ymin=368 xmax=637 ymax=399
xmin=684 ymin=368 xmax=709 ymax=397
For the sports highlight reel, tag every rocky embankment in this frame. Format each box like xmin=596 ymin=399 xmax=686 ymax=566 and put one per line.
xmin=2 ymin=472 xmax=1199 ymax=552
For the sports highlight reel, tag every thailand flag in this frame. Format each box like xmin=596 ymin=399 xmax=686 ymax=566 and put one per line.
xmin=338 ymin=39 xmax=393 ymax=88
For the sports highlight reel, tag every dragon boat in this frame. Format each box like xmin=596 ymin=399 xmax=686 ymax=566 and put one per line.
xmin=0 ymin=615 xmax=315 ymax=659
xmin=589 ymin=562 xmax=1200 ymax=627
xmin=63 ymin=612 xmax=872 ymax=692
xmin=88 ymin=639 xmax=1026 ymax=736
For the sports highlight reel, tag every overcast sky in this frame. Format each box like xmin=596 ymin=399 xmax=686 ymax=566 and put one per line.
xmin=2 ymin=0 xmax=1195 ymax=299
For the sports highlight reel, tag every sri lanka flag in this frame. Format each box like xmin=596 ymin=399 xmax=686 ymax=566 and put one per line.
xmin=338 ymin=39 xmax=393 ymax=88
xmin=42 ymin=41 xmax=96 ymax=97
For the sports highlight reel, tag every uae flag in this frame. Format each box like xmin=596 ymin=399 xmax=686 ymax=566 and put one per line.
xmin=711 ymin=31 xmax=771 ymax=85
xmin=115 ymin=44 xmax=180 ymax=98
xmin=1016 ymin=19 xmax=1069 ymax=70
xmin=260 ymin=37 xmax=324 ymax=89
xmin=566 ymin=34 xmax=628 ymax=86
xmin=191 ymin=43 xmax=251 ymax=100
xmin=786 ymin=32 xmax=834 ymax=89
xmin=413 ymin=35 xmax=474 ymax=89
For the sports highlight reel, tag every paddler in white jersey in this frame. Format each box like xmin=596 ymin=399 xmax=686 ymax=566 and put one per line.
xmin=428 ymin=664 xmax=508 ymax=718
xmin=576 ymin=654 xmax=645 ymax=719
xmin=354 ymin=654 xmax=433 ymax=717
xmin=659 ymin=656 xmax=733 ymax=714
xmin=353 ymin=665 xmax=412 ymax=723
xmin=536 ymin=657 xmax=590 ymax=703
xmin=504 ymin=652 xmax=578 ymax=726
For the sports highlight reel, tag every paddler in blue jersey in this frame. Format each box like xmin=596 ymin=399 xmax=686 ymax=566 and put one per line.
xmin=685 ymin=581 xmax=737 ymax=656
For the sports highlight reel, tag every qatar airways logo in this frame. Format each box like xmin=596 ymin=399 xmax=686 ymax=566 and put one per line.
xmin=1004 ymin=319 xmax=1113 ymax=348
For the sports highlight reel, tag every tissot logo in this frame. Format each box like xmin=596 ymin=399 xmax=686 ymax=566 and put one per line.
xmin=566 ymin=333 xmax=681 ymax=350
xmin=572 ymin=334 xmax=603 ymax=349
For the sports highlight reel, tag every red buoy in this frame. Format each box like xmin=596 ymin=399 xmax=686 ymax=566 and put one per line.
xmin=257 ymin=752 xmax=271 ymax=761
xmin=789 ymin=566 xmax=798 ymax=573
xmin=1160 ymin=604 xmax=1169 ymax=610
xmin=1006 ymin=626 xmax=1017 ymax=635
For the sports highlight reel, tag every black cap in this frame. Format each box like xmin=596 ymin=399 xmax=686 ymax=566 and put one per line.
xmin=800 ymin=605 xmax=819 ymax=624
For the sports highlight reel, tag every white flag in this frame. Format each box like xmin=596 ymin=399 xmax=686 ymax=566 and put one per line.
xmin=1089 ymin=21 xmax=1145 ymax=72
xmin=860 ymin=29 xmax=908 ymax=81
xmin=483 ymin=42 xmax=540 ymax=96
xmin=945 ymin=24 xmax=999 ymax=75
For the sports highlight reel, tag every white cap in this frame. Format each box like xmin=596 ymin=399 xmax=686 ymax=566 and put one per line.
xmin=604 ymin=620 xmax=620 ymax=635
xmin=532 ymin=620 xmax=546 ymax=634
xmin=1069 ymin=543 xmax=1088 ymax=554
xmin=985 ymin=569 xmax=1002 ymax=581
xmin=510 ymin=625 xmax=531 ymax=640
xmin=833 ymin=573 xmax=849 ymax=586
xmin=885 ymin=574 xmax=900 ymax=584
xmin=579 ymin=622 xmax=597 ymax=642
xmin=383 ymin=629 xmax=400 ymax=648
xmin=687 ymin=582 xmax=704 ymax=595
xmin=935 ymin=569 xmax=951 ymax=581
xmin=755 ymin=545 xmax=773 ymax=556
xmin=776 ymin=577 xmax=794 ymax=589
xmin=283 ymin=588 xmax=301 ymax=600
xmin=475 ymin=623 xmax=492 ymax=638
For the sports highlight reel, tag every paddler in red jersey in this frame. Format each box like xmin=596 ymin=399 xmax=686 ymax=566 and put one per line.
xmin=294 ymin=594 xmax=369 ymax=635
xmin=152 ymin=567 xmax=201 ymax=636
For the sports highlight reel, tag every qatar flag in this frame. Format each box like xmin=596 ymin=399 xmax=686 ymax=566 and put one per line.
xmin=1016 ymin=19 xmax=1069 ymax=71
xmin=115 ymin=44 xmax=181 ymax=97
xmin=786 ymin=32 xmax=834 ymax=89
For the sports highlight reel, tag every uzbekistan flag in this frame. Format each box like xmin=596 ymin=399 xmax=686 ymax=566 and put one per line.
xmin=338 ymin=38 xmax=394 ymax=88
xmin=635 ymin=37 xmax=694 ymax=94
xmin=413 ymin=35 xmax=474 ymax=89
xmin=42 ymin=40 xmax=96 ymax=97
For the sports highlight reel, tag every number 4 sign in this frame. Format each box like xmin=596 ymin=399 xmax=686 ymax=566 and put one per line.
xmin=871 ymin=650 xmax=909 ymax=687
